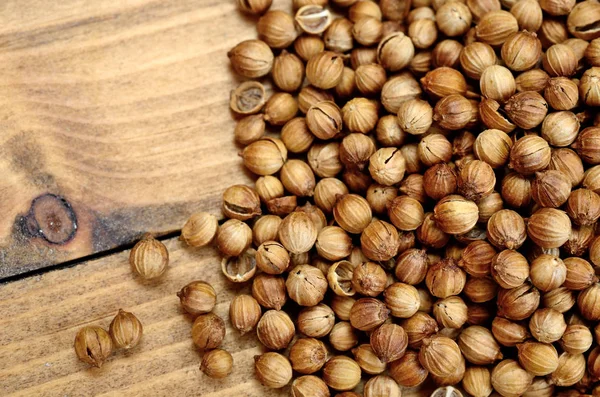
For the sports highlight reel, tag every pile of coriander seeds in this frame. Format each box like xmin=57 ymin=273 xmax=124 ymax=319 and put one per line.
xmin=190 ymin=0 xmax=600 ymax=395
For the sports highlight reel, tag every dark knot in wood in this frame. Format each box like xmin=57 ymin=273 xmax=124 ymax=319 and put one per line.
xmin=19 ymin=194 xmax=78 ymax=245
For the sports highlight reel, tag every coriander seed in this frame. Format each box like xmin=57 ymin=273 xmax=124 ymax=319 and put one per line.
xmin=342 ymin=97 xmax=379 ymax=134
xmin=290 ymin=376 xmax=330 ymax=397
xmin=257 ymin=10 xmax=298 ymax=49
xmin=222 ymin=184 xmax=261 ymax=221
xmin=436 ymin=1 xmax=472 ymax=37
xmin=352 ymin=16 xmax=383 ymax=46
xmin=306 ymin=51 xmax=345 ymax=90
xmin=322 ymin=356 xmax=361 ymax=391
xmin=237 ymin=0 xmax=271 ymax=14
xmin=543 ymin=44 xmax=578 ymax=77
xmin=215 ymin=219 xmax=252 ymax=257
xmin=180 ymin=212 xmax=218 ymax=248
xmin=177 ymin=281 xmax=217 ymax=316
xmin=527 ymin=208 xmax=571 ymax=248
xmin=419 ymin=335 xmax=464 ymax=378
xmin=294 ymin=35 xmax=325 ymax=61
xmin=381 ymin=73 xmax=422 ymax=113
xmin=289 ymin=338 xmax=328 ymax=374
xmin=329 ymin=321 xmax=359 ymax=351
xmin=501 ymin=31 xmax=542 ymax=72
xmin=242 ymin=137 xmax=287 ymax=176
xmin=130 ymin=234 xmax=169 ymax=280
xmin=491 ymin=360 xmax=533 ymax=397
xmin=234 ymin=114 xmax=265 ymax=146
xmin=191 ymin=312 xmax=226 ymax=350
xmin=201 ymin=349 xmax=233 ymax=379
xmin=221 ymin=250 xmax=257 ymax=283
xmin=286 ymin=265 xmax=328 ymax=306
xmin=475 ymin=10 xmax=518 ymax=46
xmin=531 ymin=170 xmax=571 ymax=208
xmin=252 ymin=273 xmax=287 ymax=310
xmin=255 ymin=352 xmax=293 ymax=389
xmin=256 ymin=310 xmax=295 ymax=350
xmin=544 ymin=78 xmax=579 ymax=111
xmin=74 ymin=326 xmax=113 ymax=368
xmin=425 ymin=258 xmax=466 ymax=298
xmin=377 ymin=32 xmax=415 ymax=71
xmin=272 ymin=51 xmax=304 ymax=93
xmin=324 ymin=17 xmax=354 ymax=53
xmin=229 ymin=294 xmax=261 ymax=335
xmin=295 ymin=5 xmax=332 ymax=35
xmin=432 ymin=39 xmax=463 ymax=68
xmin=263 ymin=92 xmax=298 ymax=126
xmin=227 ymin=40 xmax=273 ymax=78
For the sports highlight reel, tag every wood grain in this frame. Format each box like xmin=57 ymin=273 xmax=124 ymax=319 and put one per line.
xmin=0 ymin=237 xmax=428 ymax=396
xmin=0 ymin=0 xmax=262 ymax=278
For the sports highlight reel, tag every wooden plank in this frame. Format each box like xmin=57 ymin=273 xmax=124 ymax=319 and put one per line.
xmin=0 ymin=237 xmax=428 ymax=396
xmin=0 ymin=0 xmax=265 ymax=278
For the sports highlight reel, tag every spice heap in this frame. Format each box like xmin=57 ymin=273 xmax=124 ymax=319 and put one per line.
xmin=79 ymin=0 xmax=600 ymax=395
xmin=213 ymin=0 xmax=600 ymax=395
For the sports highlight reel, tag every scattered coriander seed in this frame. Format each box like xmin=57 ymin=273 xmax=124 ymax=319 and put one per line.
xmin=129 ymin=233 xmax=169 ymax=280
xmin=419 ymin=335 xmax=464 ymax=378
xmin=222 ymin=184 xmax=261 ymax=221
xmin=215 ymin=219 xmax=252 ymax=257
xmin=180 ymin=212 xmax=218 ymax=248
xmin=252 ymin=273 xmax=287 ymax=310
xmin=177 ymin=281 xmax=217 ymax=316
xmin=200 ymin=349 xmax=233 ymax=379
xmin=263 ymin=92 xmax=298 ymax=126
xmin=294 ymin=34 xmax=324 ymax=62
xmin=242 ymin=137 xmax=287 ymax=176
xmin=511 ymin=0 xmax=543 ymax=32
xmin=109 ymin=309 xmax=143 ymax=350
xmin=191 ymin=312 xmax=226 ymax=350
xmin=363 ymin=375 xmax=401 ymax=397
xmin=234 ymin=114 xmax=265 ymax=146
xmin=227 ymin=40 xmax=273 ymax=78
xmin=221 ymin=249 xmax=257 ymax=283
xmin=286 ymin=264 xmax=328 ymax=306
xmin=74 ymin=326 xmax=113 ymax=368
xmin=475 ymin=10 xmax=518 ymax=46
xmin=501 ymin=31 xmax=542 ymax=72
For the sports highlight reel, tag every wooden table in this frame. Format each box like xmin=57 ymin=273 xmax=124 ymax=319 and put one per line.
xmin=0 ymin=1 xmax=426 ymax=395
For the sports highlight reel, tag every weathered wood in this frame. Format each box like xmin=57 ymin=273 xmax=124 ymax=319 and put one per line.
xmin=0 ymin=237 xmax=428 ymax=396
xmin=0 ymin=0 xmax=262 ymax=278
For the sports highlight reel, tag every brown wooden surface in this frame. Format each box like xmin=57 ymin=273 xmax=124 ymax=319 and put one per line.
xmin=0 ymin=0 xmax=259 ymax=278
xmin=0 ymin=237 xmax=426 ymax=397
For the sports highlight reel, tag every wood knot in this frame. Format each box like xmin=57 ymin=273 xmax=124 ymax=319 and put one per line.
xmin=20 ymin=194 xmax=77 ymax=245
